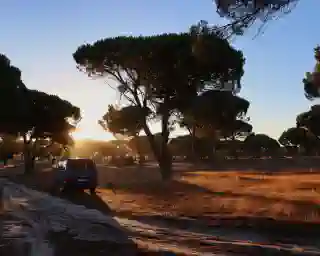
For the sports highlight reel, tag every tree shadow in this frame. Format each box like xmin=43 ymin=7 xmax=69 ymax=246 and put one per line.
xmin=116 ymin=211 xmax=320 ymax=247
xmin=58 ymin=189 xmax=113 ymax=216
xmin=112 ymin=179 xmax=320 ymax=229
xmin=112 ymin=179 xmax=215 ymax=200
xmin=51 ymin=189 xmax=146 ymax=254
xmin=54 ymin=189 xmax=179 ymax=255
xmin=113 ymin=179 xmax=320 ymax=207
xmin=8 ymin=166 xmax=320 ymax=253
xmin=181 ymin=157 xmax=320 ymax=174
xmin=5 ymin=172 xmax=143 ymax=254
xmin=48 ymin=229 xmax=137 ymax=256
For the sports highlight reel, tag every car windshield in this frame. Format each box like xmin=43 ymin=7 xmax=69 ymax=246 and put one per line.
xmin=67 ymin=159 xmax=95 ymax=170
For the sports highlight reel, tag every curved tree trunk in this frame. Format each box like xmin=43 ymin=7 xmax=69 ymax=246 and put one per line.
xmin=142 ymin=120 xmax=172 ymax=181
xmin=134 ymin=134 xmax=144 ymax=166
xmin=159 ymin=107 xmax=172 ymax=180
xmin=158 ymin=146 xmax=172 ymax=180
xmin=23 ymin=135 xmax=35 ymax=175
xmin=190 ymin=124 xmax=196 ymax=162
xmin=3 ymin=157 xmax=8 ymax=166
xmin=24 ymin=148 xmax=34 ymax=174
xmin=133 ymin=90 xmax=173 ymax=180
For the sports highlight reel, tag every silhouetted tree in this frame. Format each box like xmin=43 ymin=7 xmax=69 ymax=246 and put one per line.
xmin=0 ymin=54 xmax=81 ymax=173
xmin=20 ymin=90 xmax=81 ymax=173
xmin=73 ymin=21 xmax=245 ymax=180
xmin=295 ymin=105 xmax=320 ymax=154
xmin=0 ymin=135 xmax=21 ymax=165
xmin=168 ymin=135 xmax=214 ymax=159
xmin=128 ymin=134 xmax=162 ymax=158
xmin=213 ymin=0 xmax=299 ymax=38
xmin=303 ymin=46 xmax=320 ymax=99
xmin=99 ymin=105 xmax=150 ymax=164
xmin=219 ymin=119 xmax=252 ymax=157
xmin=221 ymin=119 xmax=252 ymax=139
xmin=168 ymin=135 xmax=193 ymax=158
xmin=244 ymin=133 xmax=280 ymax=156
xmin=216 ymin=138 xmax=245 ymax=156
xmin=279 ymin=127 xmax=319 ymax=154
xmin=180 ymin=90 xmax=250 ymax=158
xmin=297 ymin=105 xmax=320 ymax=137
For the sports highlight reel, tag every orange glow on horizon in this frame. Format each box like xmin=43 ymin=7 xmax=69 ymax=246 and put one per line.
xmin=72 ymin=126 xmax=114 ymax=141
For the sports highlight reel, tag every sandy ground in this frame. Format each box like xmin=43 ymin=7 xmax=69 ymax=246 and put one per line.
xmin=2 ymin=179 xmax=320 ymax=255
xmin=4 ymin=161 xmax=320 ymax=254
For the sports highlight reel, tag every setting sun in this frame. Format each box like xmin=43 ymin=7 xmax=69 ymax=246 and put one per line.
xmin=72 ymin=125 xmax=114 ymax=141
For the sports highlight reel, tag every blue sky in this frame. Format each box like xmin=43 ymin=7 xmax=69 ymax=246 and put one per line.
xmin=1 ymin=0 xmax=318 ymax=140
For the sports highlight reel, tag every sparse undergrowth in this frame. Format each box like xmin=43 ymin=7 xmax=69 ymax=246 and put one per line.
xmin=97 ymin=167 xmax=320 ymax=223
xmin=7 ymin=163 xmax=320 ymax=236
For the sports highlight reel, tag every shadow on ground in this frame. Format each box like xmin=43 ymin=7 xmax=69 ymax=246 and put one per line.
xmin=182 ymin=157 xmax=320 ymax=174
xmin=59 ymin=189 xmax=113 ymax=215
xmin=4 ymin=175 xmax=173 ymax=255
xmin=5 ymin=162 xmax=320 ymax=254
xmin=110 ymin=179 xmax=320 ymax=209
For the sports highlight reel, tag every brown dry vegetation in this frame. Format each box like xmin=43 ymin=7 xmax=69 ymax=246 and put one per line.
xmin=7 ymin=160 xmax=320 ymax=224
xmin=96 ymin=165 xmax=320 ymax=224
xmin=5 ymin=162 xmax=320 ymax=255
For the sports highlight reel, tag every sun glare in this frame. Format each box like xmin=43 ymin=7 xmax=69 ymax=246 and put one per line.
xmin=72 ymin=127 xmax=114 ymax=141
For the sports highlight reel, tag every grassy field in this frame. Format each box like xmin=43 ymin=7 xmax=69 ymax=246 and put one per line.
xmin=8 ymin=161 xmax=320 ymax=230
xmin=95 ymin=165 xmax=320 ymax=224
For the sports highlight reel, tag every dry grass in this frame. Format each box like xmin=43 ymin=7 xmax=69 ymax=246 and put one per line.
xmin=8 ymin=162 xmax=320 ymax=224
xmin=96 ymin=166 xmax=320 ymax=223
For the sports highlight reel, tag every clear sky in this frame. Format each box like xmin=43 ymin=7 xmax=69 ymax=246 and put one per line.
xmin=1 ymin=0 xmax=318 ymax=141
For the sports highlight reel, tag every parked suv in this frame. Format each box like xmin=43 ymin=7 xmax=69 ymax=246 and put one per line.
xmin=53 ymin=158 xmax=98 ymax=194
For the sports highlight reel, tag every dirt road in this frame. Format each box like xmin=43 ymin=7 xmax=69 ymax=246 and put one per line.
xmin=2 ymin=179 xmax=320 ymax=255
xmin=3 ymin=162 xmax=320 ymax=255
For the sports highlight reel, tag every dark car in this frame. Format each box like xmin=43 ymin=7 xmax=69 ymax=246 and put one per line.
xmin=53 ymin=158 xmax=98 ymax=194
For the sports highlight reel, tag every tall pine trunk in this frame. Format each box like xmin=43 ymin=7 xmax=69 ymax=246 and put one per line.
xmin=159 ymin=107 xmax=172 ymax=180
xmin=191 ymin=124 xmax=196 ymax=161
xmin=142 ymin=116 xmax=172 ymax=181
xmin=23 ymin=135 xmax=35 ymax=175
xmin=134 ymin=134 xmax=143 ymax=166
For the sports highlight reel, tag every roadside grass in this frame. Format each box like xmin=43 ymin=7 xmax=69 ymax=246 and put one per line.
xmin=7 ymin=162 xmax=320 ymax=234
xmin=97 ymin=166 xmax=320 ymax=223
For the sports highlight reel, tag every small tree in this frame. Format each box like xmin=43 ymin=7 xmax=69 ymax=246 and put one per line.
xmin=180 ymin=90 xmax=251 ymax=158
xmin=303 ymin=46 xmax=320 ymax=100
xmin=128 ymin=134 xmax=163 ymax=159
xmin=168 ymin=135 xmax=214 ymax=159
xmin=279 ymin=127 xmax=319 ymax=155
xmin=73 ymin=21 xmax=245 ymax=180
xmin=20 ymin=90 xmax=81 ymax=173
xmin=296 ymin=105 xmax=320 ymax=145
xmin=99 ymin=105 xmax=150 ymax=164
xmin=244 ymin=133 xmax=280 ymax=157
